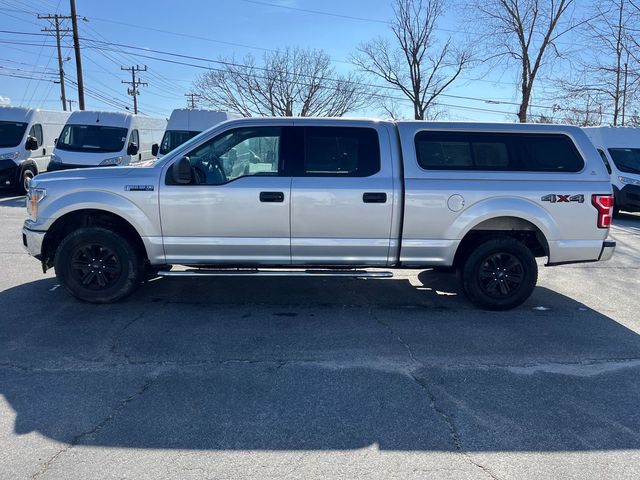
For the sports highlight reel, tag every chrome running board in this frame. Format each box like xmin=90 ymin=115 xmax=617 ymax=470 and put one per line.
xmin=157 ymin=268 xmax=393 ymax=278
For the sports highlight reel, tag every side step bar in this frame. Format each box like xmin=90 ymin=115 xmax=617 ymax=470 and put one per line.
xmin=157 ymin=269 xmax=393 ymax=278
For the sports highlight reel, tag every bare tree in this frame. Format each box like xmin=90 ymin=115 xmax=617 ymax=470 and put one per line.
xmin=560 ymin=0 xmax=640 ymax=126
xmin=193 ymin=47 xmax=372 ymax=117
xmin=473 ymin=0 xmax=577 ymax=122
xmin=352 ymin=0 xmax=470 ymax=120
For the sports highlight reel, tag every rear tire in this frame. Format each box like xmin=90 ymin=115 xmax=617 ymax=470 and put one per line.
xmin=54 ymin=227 xmax=142 ymax=303
xmin=460 ymin=237 xmax=537 ymax=311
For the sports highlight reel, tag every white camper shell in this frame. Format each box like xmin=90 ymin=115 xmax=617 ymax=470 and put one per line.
xmin=0 ymin=107 xmax=70 ymax=193
xmin=583 ymin=127 xmax=640 ymax=214
xmin=156 ymin=109 xmax=241 ymax=158
xmin=50 ymin=111 xmax=167 ymax=170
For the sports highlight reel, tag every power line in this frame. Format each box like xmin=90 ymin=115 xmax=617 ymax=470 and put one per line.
xmin=0 ymin=31 xmax=617 ymax=120
xmin=76 ymin=35 xmax=619 ymax=119
xmin=0 ymin=70 xmax=57 ymax=81
xmin=238 ymin=0 xmax=389 ymax=24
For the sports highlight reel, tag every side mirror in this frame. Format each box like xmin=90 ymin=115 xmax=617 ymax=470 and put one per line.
xmin=127 ymin=143 xmax=139 ymax=156
xmin=151 ymin=143 xmax=159 ymax=157
xmin=54 ymin=138 xmax=58 ymax=145
xmin=25 ymin=136 xmax=39 ymax=151
xmin=171 ymin=156 xmax=193 ymax=184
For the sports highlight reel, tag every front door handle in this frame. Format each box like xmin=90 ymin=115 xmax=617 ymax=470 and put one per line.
xmin=363 ymin=192 xmax=387 ymax=203
xmin=260 ymin=191 xmax=285 ymax=203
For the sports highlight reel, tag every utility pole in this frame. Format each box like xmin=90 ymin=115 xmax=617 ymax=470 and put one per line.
xmin=67 ymin=99 xmax=75 ymax=111
xmin=121 ymin=65 xmax=148 ymax=114
xmin=622 ymin=59 xmax=629 ymax=126
xmin=69 ymin=0 xmax=85 ymax=110
xmin=39 ymin=13 xmax=72 ymax=111
xmin=184 ymin=93 xmax=201 ymax=109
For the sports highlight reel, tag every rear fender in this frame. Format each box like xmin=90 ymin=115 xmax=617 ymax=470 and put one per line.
xmin=447 ymin=197 xmax=560 ymax=241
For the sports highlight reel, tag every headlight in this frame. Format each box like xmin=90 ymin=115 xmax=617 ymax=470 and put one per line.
xmin=99 ymin=156 xmax=124 ymax=166
xmin=0 ymin=151 xmax=20 ymax=161
xmin=50 ymin=153 xmax=61 ymax=163
xmin=618 ymin=176 xmax=640 ymax=186
xmin=26 ymin=187 xmax=47 ymax=221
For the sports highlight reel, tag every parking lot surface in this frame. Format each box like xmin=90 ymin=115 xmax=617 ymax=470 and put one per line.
xmin=1 ymin=189 xmax=639 ymax=479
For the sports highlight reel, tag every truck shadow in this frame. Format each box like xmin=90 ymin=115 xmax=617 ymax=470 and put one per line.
xmin=1 ymin=273 xmax=639 ymax=452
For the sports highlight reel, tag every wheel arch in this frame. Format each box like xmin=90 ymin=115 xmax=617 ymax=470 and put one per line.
xmin=42 ymin=208 xmax=149 ymax=269
xmin=453 ymin=215 xmax=550 ymax=268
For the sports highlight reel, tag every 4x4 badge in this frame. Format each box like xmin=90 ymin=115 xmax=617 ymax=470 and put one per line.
xmin=541 ymin=194 xmax=584 ymax=203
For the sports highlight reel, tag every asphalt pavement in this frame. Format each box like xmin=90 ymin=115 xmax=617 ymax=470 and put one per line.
xmin=1 ymin=188 xmax=639 ymax=479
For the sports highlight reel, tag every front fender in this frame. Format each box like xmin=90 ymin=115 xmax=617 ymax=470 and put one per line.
xmin=446 ymin=197 xmax=560 ymax=241
xmin=36 ymin=190 xmax=159 ymax=238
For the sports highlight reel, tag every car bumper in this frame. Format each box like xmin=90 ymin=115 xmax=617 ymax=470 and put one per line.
xmin=615 ymin=184 xmax=640 ymax=212
xmin=599 ymin=240 xmax=616 ymax=262
xmin=22 ymin=226 xmax=45 ymax=259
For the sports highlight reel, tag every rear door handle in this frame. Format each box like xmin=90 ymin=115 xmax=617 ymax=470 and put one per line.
xmin=363 ymin=192 xmax=387 ymax=203
xmin=260 ymin=191 xmax=285 ymax=203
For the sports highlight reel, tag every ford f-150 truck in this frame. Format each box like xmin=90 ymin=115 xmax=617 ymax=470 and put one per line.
xmin=22 ymin=118 xmax=616 ymax=310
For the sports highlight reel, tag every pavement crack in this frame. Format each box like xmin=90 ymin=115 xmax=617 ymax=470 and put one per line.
xmin=30 ymin=368 xmax=163 ymax=480
xmin=109 ymin=310 xmax=148 ymax=358
xmin=409 ymin=373 xmax=501 ymax=480
xmin=374 ymin=312 xmax=501 ymax=480
xmin=375 ymin=315 xmax=417 ymax=364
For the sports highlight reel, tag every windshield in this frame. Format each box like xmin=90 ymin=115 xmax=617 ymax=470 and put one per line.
xmin=608 ymin=148 xmax=640 ymax=175
xmin=0 ymin=121 xmax=28 ymax=148
xmin=159 ymin=130 xmax=200 ymax=155
xmin=149 ymin=127 xmax=214 ymax=167
xmin=56 ymin=125 xmax=128 ymax=153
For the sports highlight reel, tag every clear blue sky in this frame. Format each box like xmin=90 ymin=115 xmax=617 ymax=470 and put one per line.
xmin=0 ymin=0 xmax=576 ymax=121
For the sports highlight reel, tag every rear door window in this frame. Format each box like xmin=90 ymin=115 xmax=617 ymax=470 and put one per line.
xmin=302 ymin=127 xmax=380 ymax=177
xmin=415 ymin=131 xmax=584 ymax=172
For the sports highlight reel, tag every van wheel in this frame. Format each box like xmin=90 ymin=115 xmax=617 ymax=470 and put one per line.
xmin=17 ymin=165 xmax=36 ymax=195
xmin=54 ymin=227 xmax=142 ymax=303
xmin=460 ymin=237 xmax=537 ymax=311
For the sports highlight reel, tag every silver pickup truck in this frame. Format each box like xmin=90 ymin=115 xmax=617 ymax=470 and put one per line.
xmin=22 ymin=118 xmax=616 ymax=310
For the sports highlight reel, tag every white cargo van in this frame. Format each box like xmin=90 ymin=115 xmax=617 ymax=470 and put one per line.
xmin=583 ymin=127 xmax=640 ymax=214
xmin=0 ymin=107 xmax=70 ymax=193
xmin=49 ymin=111 xmax=167 ymax=171
xmin=154 ymin=109 xmax=241 ymax=158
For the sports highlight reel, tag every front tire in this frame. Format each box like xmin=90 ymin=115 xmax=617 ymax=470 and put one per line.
xmin=460 ymin=237 xmax=538 ymax=311
xmin=54 ymin=227 xmax=142 ymax=303
xmin=16 ymin=165 xmax=36 ymax=195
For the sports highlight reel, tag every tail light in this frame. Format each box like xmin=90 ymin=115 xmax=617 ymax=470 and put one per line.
xmin=591 ymin=194 xmax=614 ymax=228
